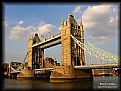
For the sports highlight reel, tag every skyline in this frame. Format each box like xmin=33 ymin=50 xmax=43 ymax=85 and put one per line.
xmin=3 ymin=3 xmax=119 ymax=64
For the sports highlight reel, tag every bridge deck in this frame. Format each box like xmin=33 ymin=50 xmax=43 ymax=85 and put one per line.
xmin=34 ymin=64 xmax=120 ymax=71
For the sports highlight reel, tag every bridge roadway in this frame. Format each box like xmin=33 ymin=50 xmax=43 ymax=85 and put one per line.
xmin=10 ymin=64 xmax=120 ymax=74
xmin=34 ymin=64 xmax=120 ymax=72
xmin=32 ymin=33 xmax=61 ymax=49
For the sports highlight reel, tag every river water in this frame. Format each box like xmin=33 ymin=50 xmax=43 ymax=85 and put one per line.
xmin=2 ymin=76 xmax=120 ymax=90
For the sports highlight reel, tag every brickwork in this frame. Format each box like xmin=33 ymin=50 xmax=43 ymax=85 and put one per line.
xmin=50 ymin=65 xmax=93 ymax=79
xmin=50 ymin=65 xmax=75 ymax=79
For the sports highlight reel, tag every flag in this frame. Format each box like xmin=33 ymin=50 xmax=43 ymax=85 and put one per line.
xmin=48 ymin=31 xmax=51 ymax=34
xmin=41 ymin=35 xmax=45 ymax=38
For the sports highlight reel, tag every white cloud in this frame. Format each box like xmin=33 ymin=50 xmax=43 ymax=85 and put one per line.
xmin=18 ymin=20 xmax=25 ymax=25
xmin=81 ymin=4 xmax=119 ymax=41
xmin=37 ymin=23 xmax=56 ymax=37
xmin=3 ymin=20 xmax=9 ymax=28
xmin=9 ymin=22 xmax=57 ymax=42
xmin=72 ymin=6 xmax=83 ymax=24
xmin=9 ymin=25 xmax=36 ymax=41
xmin=73 ymin=6 xmax=82 ymax=14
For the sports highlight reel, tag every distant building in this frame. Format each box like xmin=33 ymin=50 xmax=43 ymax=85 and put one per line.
xmin=11 ymin=61 xmax=22 ymax=69
xmin=43 ymin=57 xmax=60 ymax=68
xmin=2 ymin=63 xmax=9 ymax=72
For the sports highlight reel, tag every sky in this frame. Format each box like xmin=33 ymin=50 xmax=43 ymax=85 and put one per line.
xmin=3 ymin=2 xmax=120 ymax=64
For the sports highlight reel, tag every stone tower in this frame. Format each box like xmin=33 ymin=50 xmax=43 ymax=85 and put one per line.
xmin=28 ymin=36 xmax=34 ymax=69
xmin=28 ymin=33 xmax=44 ymax=70
xmin=60 ymin=14 xmax=85 ymax=66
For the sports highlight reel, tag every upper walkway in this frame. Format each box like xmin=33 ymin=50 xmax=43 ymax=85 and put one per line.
xmin=32 ymin=34 xmax=61 ymax=49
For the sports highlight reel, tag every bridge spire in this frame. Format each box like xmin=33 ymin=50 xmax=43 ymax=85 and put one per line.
xmin=80 ymin=17 xmax=83 ymax=28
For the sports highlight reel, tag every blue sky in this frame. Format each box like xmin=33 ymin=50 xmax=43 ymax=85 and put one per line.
xmin=3 ymin=3 xmax=119 ymax=64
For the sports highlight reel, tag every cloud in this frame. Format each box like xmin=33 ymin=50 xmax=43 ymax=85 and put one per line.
xmin=73 ymin=6 xmax=82 ymax=14
xmin=9 ymin=22 xmax=57 ymax=42
xmin=18 ymin=20 xmax=25 ymax=25
xmin=9 ymin=25 xmax=36 ymax=41
xmin=3 ymin=20 xmax=9 ymax=28
xmin=37 ymin=23 xmax=56 ymax=37
xmin=81 ymin=4 xmax=119 ymax=41
xmin=72 ymin=5 xmax=83 ymax=24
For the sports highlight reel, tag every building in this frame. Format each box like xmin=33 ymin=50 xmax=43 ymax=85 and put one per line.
xmin=2 ymin=63 xmax=9 ymax=72
xmin=43 ymin=57 xmax=60 ymax=68
xmin=11 ymin=61 xmax=22 ymax=69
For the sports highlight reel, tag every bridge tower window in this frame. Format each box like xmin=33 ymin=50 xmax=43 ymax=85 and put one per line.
xmin=65 ymin=49 xmax=67 ymax=52
xmin=64 ymin=30 xmax=66 ymax=35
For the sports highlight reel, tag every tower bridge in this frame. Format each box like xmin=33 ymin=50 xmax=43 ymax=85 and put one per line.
xmin=16 ymin=14 xmax=119 ymax=79
xmin=28 ymin=14 xmax=85 ymax=70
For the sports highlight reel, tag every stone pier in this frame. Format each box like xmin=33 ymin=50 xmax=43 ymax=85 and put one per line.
xmin=50 ymin=65 xmax=93 ymax=80
xmin=17 ymin=69 xmax=34 ymax=78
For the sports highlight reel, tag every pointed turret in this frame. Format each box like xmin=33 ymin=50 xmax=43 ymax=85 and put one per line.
xmin=80 ymin=18 xmax=83 ymax=31
xmin=33 ymin=33 xmax=40 ymax=44
xmin=61 ymin=17 xmax=64 ymax=25
xmin=60 ymin=17 xmax=64 ymax=30
xmin=68 ymin=13 xmax=74 ymax=22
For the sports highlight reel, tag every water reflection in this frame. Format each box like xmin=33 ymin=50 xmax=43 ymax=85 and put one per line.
xmin=3 ymin=76 xmax=120 ymax=90
xmin=50 ymin=79 xmax=93 ymax=90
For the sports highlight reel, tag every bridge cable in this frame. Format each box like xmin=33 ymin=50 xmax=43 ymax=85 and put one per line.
xmin=71 ymin=34 xmax=119 ymax=64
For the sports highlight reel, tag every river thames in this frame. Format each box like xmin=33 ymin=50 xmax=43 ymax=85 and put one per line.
xmin=2 ymin=76 xmax=120 ymax=90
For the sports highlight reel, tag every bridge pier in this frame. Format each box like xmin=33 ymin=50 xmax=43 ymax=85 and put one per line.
xmin=50 ymin=65 xmax=93 ymax=80
xmin=75 ymin=68 xmax=93 ymax=80
xmin=17 ymin=69 xmax=34 ymax=78
xmin=10 ymin=73 xmax=19 ymax=79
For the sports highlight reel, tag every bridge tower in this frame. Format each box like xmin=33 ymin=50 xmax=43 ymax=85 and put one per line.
xmin=80 ymin=20 xmax=85 ymax=65
xmin=28 ymin=33 xmax=44 ymax=69
xmin=60 ymin=14 xmax=85 ymax=66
